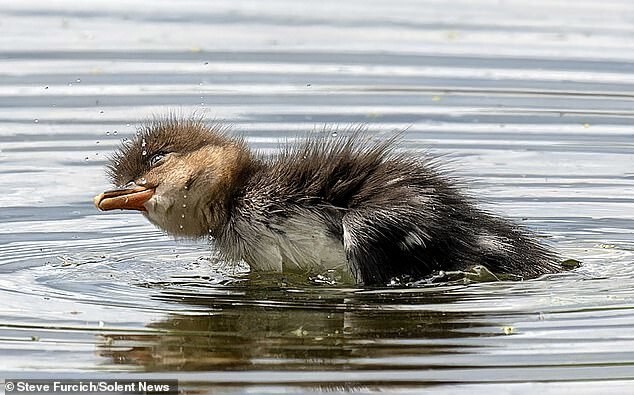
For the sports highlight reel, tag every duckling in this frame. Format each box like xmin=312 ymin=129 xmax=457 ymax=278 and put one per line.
xmin=94 ymin=118 xmax=560 ymax=285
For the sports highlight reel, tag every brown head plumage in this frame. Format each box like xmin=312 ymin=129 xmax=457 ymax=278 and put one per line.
xmin=96 ymin=117 xmax=254 ymax=237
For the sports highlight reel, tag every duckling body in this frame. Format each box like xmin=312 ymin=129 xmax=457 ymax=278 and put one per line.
xmin=95 ymin=119 xmax=559 ymax=285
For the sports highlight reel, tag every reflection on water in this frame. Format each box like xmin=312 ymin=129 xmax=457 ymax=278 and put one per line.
xmin=100 ymin=283 xmax=470 ymax=372
xmin=1 ymin=0 xmax=634 ymax=393
xmin=90 ymin=268 xmax=634 ymax=388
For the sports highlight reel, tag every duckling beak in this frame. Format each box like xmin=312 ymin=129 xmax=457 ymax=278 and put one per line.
xmin=93 ymin=184 xmax=155 ymax=212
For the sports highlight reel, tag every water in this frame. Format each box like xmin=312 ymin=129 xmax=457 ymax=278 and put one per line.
xmin=1 ymin=1 xmax=633 ymax=393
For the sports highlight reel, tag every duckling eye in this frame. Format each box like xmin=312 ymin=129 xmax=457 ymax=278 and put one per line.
xmin=149 ymin=152 xmax=166 ymax=167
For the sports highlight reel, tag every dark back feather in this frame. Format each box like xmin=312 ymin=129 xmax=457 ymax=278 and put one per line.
xmin=241 ymin=130 xmax=559 ymax=284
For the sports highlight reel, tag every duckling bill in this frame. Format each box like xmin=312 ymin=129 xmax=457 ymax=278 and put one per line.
xmin=94 ymin=119 xmax=560 ymax=285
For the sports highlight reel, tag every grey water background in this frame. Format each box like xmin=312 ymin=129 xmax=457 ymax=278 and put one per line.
xmin=1 ymin=1 xmax=633 ymax=394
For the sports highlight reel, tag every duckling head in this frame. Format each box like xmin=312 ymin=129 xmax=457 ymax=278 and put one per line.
xmin=93 ymin=118 xmax=252 ymax=238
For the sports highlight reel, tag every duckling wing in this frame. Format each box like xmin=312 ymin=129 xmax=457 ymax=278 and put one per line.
xmin=341 ymin=203 xmax=560 ymax=285
xmin=341 ymin=205 xmax=442 ymax=285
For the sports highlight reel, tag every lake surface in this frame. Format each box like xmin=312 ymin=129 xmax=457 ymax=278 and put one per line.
xmin=1 ymin=1 xmax=633 ymax=394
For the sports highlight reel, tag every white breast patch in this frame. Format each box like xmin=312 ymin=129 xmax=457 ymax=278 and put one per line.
xmin=239 ymin=212 xmax=352 ymax=279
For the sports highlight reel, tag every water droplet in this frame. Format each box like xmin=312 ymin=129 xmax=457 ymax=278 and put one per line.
xmin=34 ymin=119 xmax=39 ymax=123
xmin=179 ymin=225 xmax=184 ymax=229
xmin=99 ymin=110 xmax=104 ymax=114
xmin=204 ymin=61 xmax=209 ymax=65
xmin=142 ymin=150 xmax=147 ymax=156
xmin=84 ymin=157 xmax=89 ymax=161
xmin=331 ymin=131 xmax=338 ymax=137
xmin=183 ymin=194 xmax=187 ymax=199
xmin=113 ymin=130 xmax=118 ymax=135
xmin=126 ymin=123 xmax=131 ymax=127
xmin=138 ymin=178 xmax=147 ymax=185
xmin=122 ymin=137 xmax=128 ymax=142
xmin=44 ymin=86 xmax=49 ymax=89
xmin=184 ymin=185 xmax=188 ymax=190
xmin=95 ymin=140 xmax=100 ymax=144
xmin=141 ymin=138 xmax=147 ymax=147
xmin=106 ymin=131 xmax=110 ymax=135
xmin=182 ymin=204 xmax=187 ymax=208
xmin=181 ymin=214 xmax=185 ymax=218
xmin=76 ymin=78 xmax=81 ymax=83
